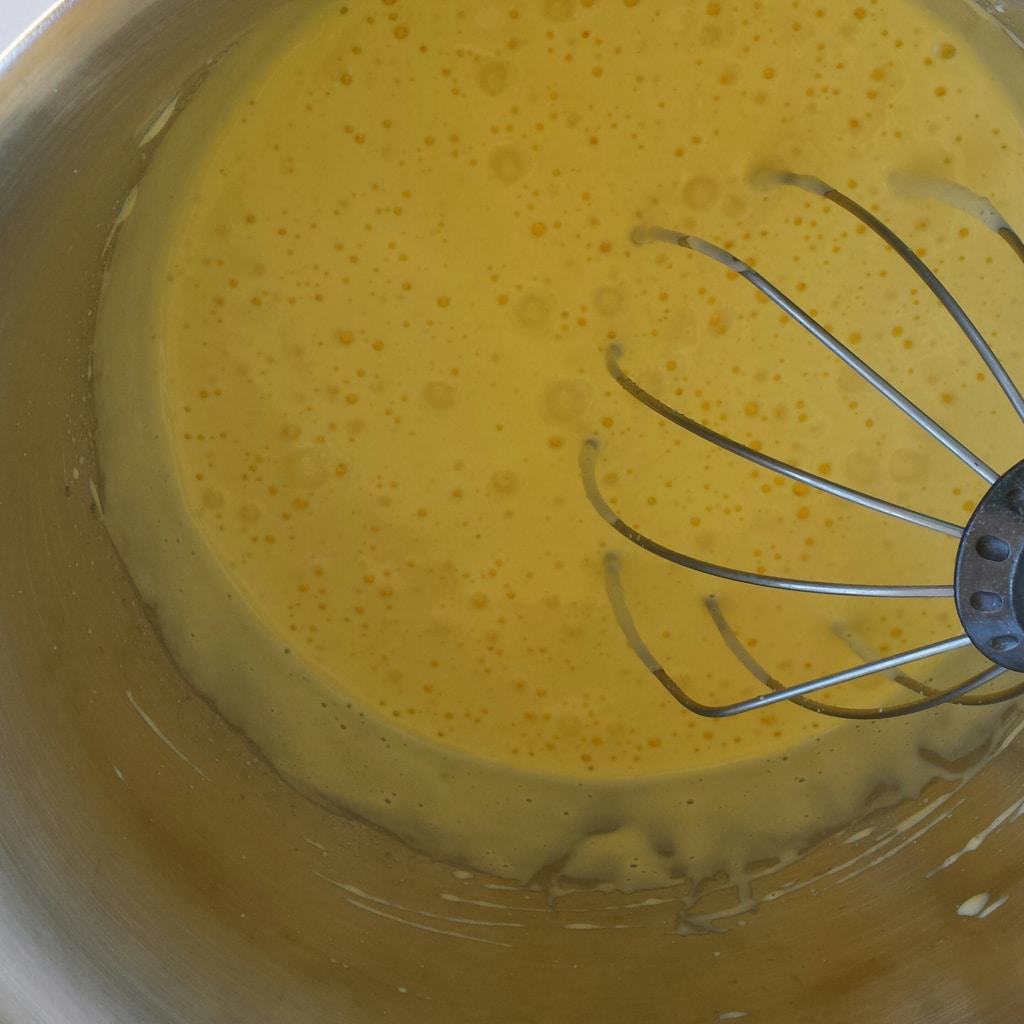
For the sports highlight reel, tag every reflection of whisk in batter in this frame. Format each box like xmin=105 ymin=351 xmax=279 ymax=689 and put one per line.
xmin=586 ymin=173 xmax=1024 ymax=718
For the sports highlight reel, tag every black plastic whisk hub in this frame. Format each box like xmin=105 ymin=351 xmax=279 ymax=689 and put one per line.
xmin=955 ymin=460 xmax=1024 ymax=672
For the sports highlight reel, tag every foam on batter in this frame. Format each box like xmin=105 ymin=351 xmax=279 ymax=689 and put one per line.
xmin=95 ymin=0 xmax=1024 ymax=892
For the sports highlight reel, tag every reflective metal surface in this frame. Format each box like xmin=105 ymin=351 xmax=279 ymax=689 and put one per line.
xmin=2 ymin=2 xmax=1024 ymax=1021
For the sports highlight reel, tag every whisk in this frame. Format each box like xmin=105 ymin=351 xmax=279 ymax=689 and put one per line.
xmin=582 ymin=172 xmax=1024 ymax=720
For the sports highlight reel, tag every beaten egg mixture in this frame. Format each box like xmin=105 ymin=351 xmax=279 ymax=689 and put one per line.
xmin=96 ymin=0 xmax=1024 ymax=889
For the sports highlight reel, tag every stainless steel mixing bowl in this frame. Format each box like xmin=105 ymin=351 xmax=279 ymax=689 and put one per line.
xmin=3 ymin=1 xmax=1024 ymax=1021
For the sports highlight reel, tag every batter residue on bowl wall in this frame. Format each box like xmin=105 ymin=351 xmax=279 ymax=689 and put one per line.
xmin=95 ymin=0 xmax=1024 ymax=893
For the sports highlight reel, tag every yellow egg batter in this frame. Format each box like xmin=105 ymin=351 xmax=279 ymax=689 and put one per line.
xmin=95 ymin=0 xmax=1024 ymax=891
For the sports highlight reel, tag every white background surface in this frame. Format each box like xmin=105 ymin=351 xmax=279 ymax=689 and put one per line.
xmin=1 ymin=0 xmax=56 ymax=53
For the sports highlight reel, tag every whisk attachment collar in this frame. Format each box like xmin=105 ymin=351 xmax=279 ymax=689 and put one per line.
xmin=955 ymin=460 xmax=1024 ymax=671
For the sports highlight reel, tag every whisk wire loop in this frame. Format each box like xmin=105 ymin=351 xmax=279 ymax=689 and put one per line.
xmin=594 ymin=175 xmax=1024 ymax=717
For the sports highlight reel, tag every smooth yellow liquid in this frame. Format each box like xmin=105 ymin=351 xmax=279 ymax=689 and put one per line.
xmin=96 ymin=0 xmax=1024 ymax=889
